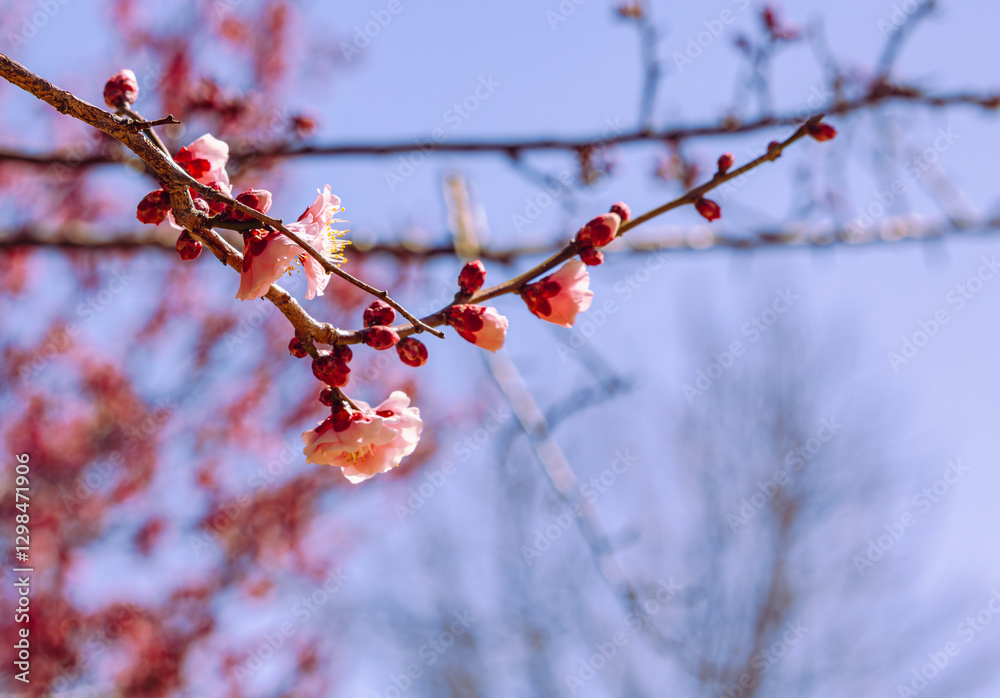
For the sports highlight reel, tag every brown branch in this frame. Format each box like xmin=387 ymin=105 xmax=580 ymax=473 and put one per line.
xmin=1 ymin=89 xmax=996 ymax=169
xmin=308 ymin=118 xmax=828 ymax=346
xmin=121 ymin=114 xmax=179 ymax=132
xmin=6 ymin=216 xmax=998 ymax=257
xmin=0 ymin=51 xmax=440 ymax=343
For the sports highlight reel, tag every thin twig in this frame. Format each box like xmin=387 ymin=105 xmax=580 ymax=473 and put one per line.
xmin=0 ymin=51 xmax=440 ymax=342
xmin=1 ymin=89 xmax=997 ymax=169
xmin=6 ymin=215 xmax=997 ymax=257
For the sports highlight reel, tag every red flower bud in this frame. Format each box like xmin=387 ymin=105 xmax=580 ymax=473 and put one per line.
xmin=579 ymin=247 xmax=604 ymax=266
xmin=717 ymin=153 xmax=734 ymax=173
xmin=609 ymin=202 xmax=631 ymax=223
xmin=574 ymin=213 xmax=622 ymax=249
xmin=694 ymin=197 xmax=721 ymax=222
xmin=318 ymin=387 xmax=336 ymax=406
xmin=362 ymin=326 xmax=399 ymax=351
xmin=136 ymin=189 xmax=170 ymax=225
xmin=396 ymin=337 xmax=428 ymax=367
xmin=363 ymin=300 xmax=396 ymax=328
xmin=331 ymin=344 xmax=353 ymax=363
xmin=767 ymin=141 xmax=782 ymax=157
xmin=807 ymin=121 xmax=837 ymax=142
xmin=103 ymin=69 xmax=138 ymax=109
xmin=312 ymin=353 xmax=350 ymax=387
xmin=458 ymin=260 xmax=487 ymax=295
xmin=175 ymin=232 xmax=202 ymax=260
xmin=288 ymin=337 xmax=309 ymax=358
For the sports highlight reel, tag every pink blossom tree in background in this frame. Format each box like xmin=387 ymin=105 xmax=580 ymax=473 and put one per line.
xmin=2 ymin=1 xmax=1000 ymax=695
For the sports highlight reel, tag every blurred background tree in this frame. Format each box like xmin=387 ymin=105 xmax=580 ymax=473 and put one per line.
xmin=2 ymin=0 xmax=1000 ymax=696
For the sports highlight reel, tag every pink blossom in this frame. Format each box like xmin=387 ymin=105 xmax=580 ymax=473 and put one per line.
xmin=174 ymin=134 xmax=232 ymax=194
xmin=236 ymin=232 xmax=298 ymax=301
xmin=235 ymin=185 xmax=349 ymax=301
xmin=444 ymin=304 xmax=509 ymax=352
xmin=302 ymin=391 xmax=423 ymax=483
xmin=521 ymin=260 xmax=593 ymax=328
xmin=285 ymin=185 xmax=349 ymax=300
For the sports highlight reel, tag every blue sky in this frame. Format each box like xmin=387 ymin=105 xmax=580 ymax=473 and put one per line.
xmin=4 ymin=0 xmax=1000 ymax=694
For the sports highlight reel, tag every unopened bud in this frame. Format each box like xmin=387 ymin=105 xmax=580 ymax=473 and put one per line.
xmin=104 ymin=69 xmax=138 ymax=109
xmin=609 ymin=202 xmax=631 ymax=223
xmin=288 ymin=337 xmax=309 ymax=358
xmin=362 ymin=326 xmax=399 ymax=351
xmin=694 ymin=197 xmax=721 ymax=222
xmin=136 ymin=189 xmax=170 ymax=225
xmin=458 ymin=260 xmax=487 ymax=295
xmin=579 ymin=247 xmax=604 ymax=266
xmin=574 ymin=212 xmax=622 ymax=249
xmin=717 ymin=153 xmax=734 ymax=173
xmin=363 ymin=300 xmax=396 ymax=328
xmin=231 ymin=189 xmax=273 ymax=221
xmin=396 ymin=337 xmax=428 ymax=367
xmin=312 ymin=353 xmax=350 ymax=387
xmin=175 ymin=232 xmax=202 ymax=260
xmin=807 ymin=121 xmax=837 ymax=142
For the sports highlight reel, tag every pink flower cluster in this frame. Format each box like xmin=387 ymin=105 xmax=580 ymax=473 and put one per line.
xmin=302 ymin=392 xmax=422 ymax=483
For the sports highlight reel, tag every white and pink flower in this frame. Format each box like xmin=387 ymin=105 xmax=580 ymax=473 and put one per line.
xmin=236 ymin=185 xmax=349 ymax=301
xmin=302 ymin=391 xmax=422 ymax=483
xmin=174 ymin=134 xmax=232 ymax=194
xmin=520 ymin=260 xmax=593 ymax=328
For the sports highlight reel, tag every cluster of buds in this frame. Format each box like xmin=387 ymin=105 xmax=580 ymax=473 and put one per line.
xmin=573 ymin=202 xmax=629 ymax=266
xmin=361 ymin=300 xmax=399 ymax=351
xmin=117 ymin=51 xmax=841 ymax=485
